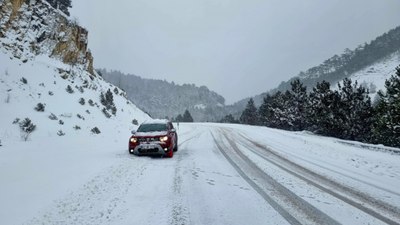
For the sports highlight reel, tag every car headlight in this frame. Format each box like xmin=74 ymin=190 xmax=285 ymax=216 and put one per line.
xmin=130 ymin=137 xmax=138 ymax=143
xmin=159 ymin=136 xmax=168 ymax=142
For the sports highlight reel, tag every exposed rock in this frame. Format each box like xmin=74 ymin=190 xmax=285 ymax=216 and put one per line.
xmin=0 ymin=0 xmax=95 ymax=76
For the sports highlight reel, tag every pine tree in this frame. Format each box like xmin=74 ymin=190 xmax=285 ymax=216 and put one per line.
xmin=100 ymin=89 xmax=117 ymax=116
xmin=273 ymin=91 xmax=293 ymax=129
xmin=258 ymin=92 xmax=290 ymax=129
xmin=240 ymin=98 xmax=259 ymax=125
xmin=372 ymin=65 xmax=400 ymax=147
xmin=308 ymin=81 xmax=341 ymax=136
xmin=66 ymin=85 xmax=74 ymax=94
xmin=258 ymin=94 xmax=274 ymax=127
xmin=175 ymin=114 xmax=183 ymax=122
xmin=336 ymin=78 xmax=373 ymax=141
xmin=286 ymin=79 xmax=309 ymax=131
xmin=19 ymin=118 xmax=36 ymax=141
xmin=182 ymin=110 xmax=194 ymax=122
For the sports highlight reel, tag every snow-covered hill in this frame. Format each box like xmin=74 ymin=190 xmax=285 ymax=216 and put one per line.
xmin=0 ymin=51 xmax=150 ymax=143
xmin=227 ymin=26 xmax=400 ymax=117
xmin=0 ymin=0 xmax=151 ymax=145
xmin=347 ymin=50 xmax=400 ymax=99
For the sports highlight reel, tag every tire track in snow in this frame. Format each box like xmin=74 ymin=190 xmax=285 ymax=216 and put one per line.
xmin=24 ymin=158 xmax=147 ymax=225
xmin=167 ymin=128 xmax=200 ymax=225
xmin=234 ymin=131 xmax=400 ymax=225
xmin=237 ymin=130 xmax=400 ymax=197
xmin=211 ymin=129 xmax=341 ymax=225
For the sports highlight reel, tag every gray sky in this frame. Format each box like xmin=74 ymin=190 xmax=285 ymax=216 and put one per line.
xmin=71 ymin=0 xmax=400 ymax=104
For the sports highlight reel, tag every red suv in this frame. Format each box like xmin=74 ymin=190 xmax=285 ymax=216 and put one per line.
xmin=129 ymin=120 xmax=178 ymax=158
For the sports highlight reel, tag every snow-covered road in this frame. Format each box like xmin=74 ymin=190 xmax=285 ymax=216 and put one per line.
xmin=1 ymin=123 xmax=399 ymax=225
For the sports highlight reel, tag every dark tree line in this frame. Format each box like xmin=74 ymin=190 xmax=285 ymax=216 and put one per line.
xmin=236 ymin=65 xmax=400 ymax=148
xmin=174 ymin=110 xmax=194 ymax=122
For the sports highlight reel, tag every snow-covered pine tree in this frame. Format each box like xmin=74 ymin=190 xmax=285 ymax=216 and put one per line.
xmin=372 ymin=65 xmax=400 ymax=147
xmin=336 ymin=78 xmax=373 ymax=141
xmin=240 ymin=98 xmax=259 ymax=125
xmin=308 ymin=81 xmax=341 ymax=136
xmin=286 ymin=79 xmax=309 ymax=131
xmin=100 ymin=89 xmax=117 ymax=116
xmin=259 ymin=91 xmax=291 ymax=129
xmin=258 ymin=94 xmax=274 ymax=127
xmin=19 ymin=118 xmax=36 ymax=141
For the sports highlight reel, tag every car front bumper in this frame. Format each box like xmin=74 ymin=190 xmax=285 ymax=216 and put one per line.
xmin=129 ymin=142 xmax=170 ymax=156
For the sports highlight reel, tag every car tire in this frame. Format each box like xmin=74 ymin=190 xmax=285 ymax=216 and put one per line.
xmin=173 ymin=137 xmax=178 ymax=152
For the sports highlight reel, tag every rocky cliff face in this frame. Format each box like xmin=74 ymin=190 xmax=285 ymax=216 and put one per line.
xmin=0 ymin=0 xmax=94 ymax=75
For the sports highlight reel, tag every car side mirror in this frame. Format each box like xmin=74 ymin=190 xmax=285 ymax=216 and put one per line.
xmin=171 ymin=128 xmax=176 ymax=133
xmin=131 ymin=130 xmax=136 ymax=135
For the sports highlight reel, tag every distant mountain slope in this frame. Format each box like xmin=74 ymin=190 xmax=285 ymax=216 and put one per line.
xmin=100 ymin=69 xmax=228 ymax=122
xmin=230 ymin=26 xmax=400 ymax=115
xmin=347 ymin=51 xmax=400 ymax=98
xmin=275 ymin=26 xmax=400 ymax=93
xmin=0 ymin=0 xmax=150 ymax=143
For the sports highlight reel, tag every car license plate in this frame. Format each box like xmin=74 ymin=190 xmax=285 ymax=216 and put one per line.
xmin=143 ymin=144 xmax=154 ymax=150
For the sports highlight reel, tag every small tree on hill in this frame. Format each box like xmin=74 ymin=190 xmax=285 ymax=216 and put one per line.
xmin=79 ymin=98 xmax=85 ymax=105
xmin=91 ymin=127 xmax=101 ymax=134
xmin=35 ymin=103 xmax=45 ymax=112
xmin=100 ymin=89 xmax=117 ymax=116
xmin=19 ymin=118 xmax=36 ymax=141
xmin=66 ymin=85 xmax=74 ymax=94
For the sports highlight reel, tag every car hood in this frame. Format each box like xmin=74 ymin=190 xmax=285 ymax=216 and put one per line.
xmin=134 ymin=131 xmax=168 ymax=137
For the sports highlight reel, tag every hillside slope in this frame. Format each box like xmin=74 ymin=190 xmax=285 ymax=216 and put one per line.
xmin=0 ymin=0 xmax=150 ymax=144
xmin=100 ymin=69 xmax=227 ymax=122
xmin=229 ymin=27 xmax=400 ymax=116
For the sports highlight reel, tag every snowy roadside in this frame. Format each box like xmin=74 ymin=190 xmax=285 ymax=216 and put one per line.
xmin=1 ymin=123 xmax=399 ymax=225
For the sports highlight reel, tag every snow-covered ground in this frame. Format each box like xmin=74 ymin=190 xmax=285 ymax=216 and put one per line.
xmin=344 ymin=50 xmax=400 ymax=99
xmin=1 ymin=123 xmax=399 ymax=225
xmin=0 ymin=49 xmax=150 ymax=143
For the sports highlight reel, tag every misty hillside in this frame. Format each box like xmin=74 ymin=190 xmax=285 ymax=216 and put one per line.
xmin=0 ymin=0 xmax=150 ymax=143
xmin=100 ymin=69 xmax=228 ymax=122
xmin=231 ymin=26 xmax=400 ymax=114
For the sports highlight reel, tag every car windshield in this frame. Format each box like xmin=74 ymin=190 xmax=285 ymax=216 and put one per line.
xmin=137 ymin=123 xmax=167 ymax=132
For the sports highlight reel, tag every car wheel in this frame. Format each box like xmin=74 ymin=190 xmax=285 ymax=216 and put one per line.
xmin=173 ymin=137 xmax=178 ymax=152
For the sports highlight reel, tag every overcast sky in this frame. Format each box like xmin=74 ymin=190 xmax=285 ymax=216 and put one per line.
xmin=71 ymin=0 xmax=400 ymax=104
